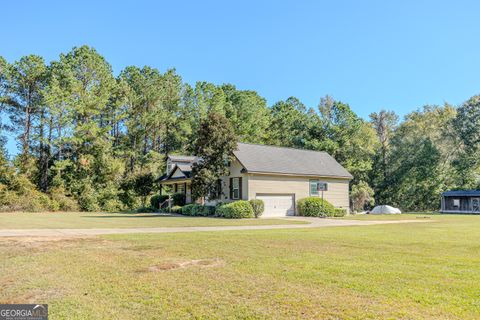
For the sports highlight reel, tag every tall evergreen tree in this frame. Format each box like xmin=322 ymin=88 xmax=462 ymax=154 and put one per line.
xmin=317 ymin=96 xmax=377 ymax=183
xmin=369 ymin=110 xmax=398 ymax=203
xmin=6 ymin=55 xmax=47 ymax=175
xmin=269 ymin=97 xmax=312 ymax=147
xmin=222 ymin=84 xmax=270 ymax=143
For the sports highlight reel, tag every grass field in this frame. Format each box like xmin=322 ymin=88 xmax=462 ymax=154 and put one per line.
xmin=340 ymin=212 xmax=441 ymax=220
xmin=0 ymin=212 xmax=306 ymax=229
xmin=1 ymin=214 xmax=479 ymax=319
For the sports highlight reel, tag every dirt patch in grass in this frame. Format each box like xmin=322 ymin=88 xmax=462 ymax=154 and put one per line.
xmin=120 ymin=244 xmax=158 ymax=251
xmin=1 ymin=289 xmax=63 ymax=304
xmin=0 ymin=236 xmax=105 ymax=251
xmin=148 ymin=258 xmax=225 ymax=271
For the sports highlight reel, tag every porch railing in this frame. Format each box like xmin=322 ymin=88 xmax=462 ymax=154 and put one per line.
xmin=160 ymin=198 xmax=172 ymax=211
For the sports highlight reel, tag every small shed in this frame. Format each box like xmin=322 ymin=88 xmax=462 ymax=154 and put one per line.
xmin=441 ymin=190 xmax=480 ymax=214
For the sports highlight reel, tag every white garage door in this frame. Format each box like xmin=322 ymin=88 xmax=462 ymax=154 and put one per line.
xmin=256 ymin=194 xmax=295 ymax=217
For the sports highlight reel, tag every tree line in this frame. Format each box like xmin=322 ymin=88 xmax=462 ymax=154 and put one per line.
xmin=0 ymin=45 xmax=478 ymax=212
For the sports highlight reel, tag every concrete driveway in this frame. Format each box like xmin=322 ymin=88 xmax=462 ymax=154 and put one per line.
xmin=0 ymin=217 xmax=428 ymax=237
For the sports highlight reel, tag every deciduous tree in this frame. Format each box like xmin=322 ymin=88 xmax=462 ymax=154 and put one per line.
xmin=351 ymin=180 xmax=375 ymax=212
xmin=191 ymin=112 xmax=237 ymax=201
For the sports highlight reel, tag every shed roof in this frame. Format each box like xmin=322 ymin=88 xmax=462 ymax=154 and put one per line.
xmin=233 ymin=143 xmax=352 ymax=179
xmin=442 ymin=190 xmax=480 ymax=197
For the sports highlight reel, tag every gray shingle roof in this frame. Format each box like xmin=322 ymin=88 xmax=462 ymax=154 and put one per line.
xmin=177 ymin=164 xmax=192 ymax=173
xmin=161 ymin=164 xmax=193 ymax=181
xmin=168 ymin=155 xmax=197 ymax=162
xmin=233 ymin=143 xmax=353 ymax=179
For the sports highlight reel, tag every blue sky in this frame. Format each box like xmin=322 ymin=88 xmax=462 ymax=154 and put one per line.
xmin=2 ymin=0 xmax=480 ymax=153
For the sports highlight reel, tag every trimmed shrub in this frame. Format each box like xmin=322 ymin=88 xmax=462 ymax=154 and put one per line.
xmin=333 ymin=208 xmax=347 ymax=217
xmin=136 ymin=206 xmax=156 ymax=213
xmin=297 ymin=197 xmax=336 ymax=217
xmin=249 ymin=199 xmax=264 ymax=218
xmin=198 ymin=205 xmax=215 ymax=216
xmin=181 ymin=204 xmax=215 ymax=216
xmin=216 ymin=200 xmax=254 ymax=219
xmin=170 ymin=205 xmax=183 ymax=214
xmin=150 ymin=194 xmax=169 ymax=209
xmin=172 ymin=193 xmax=186 ymax=206
xmin=181 ymin=204 xmax=195 ymax=215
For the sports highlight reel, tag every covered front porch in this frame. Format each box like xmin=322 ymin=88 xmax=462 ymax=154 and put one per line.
xmin=160 ymin=178 xmax=193 ymax=204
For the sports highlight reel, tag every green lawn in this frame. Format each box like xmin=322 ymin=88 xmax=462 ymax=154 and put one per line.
xmin=1 ymin=214 xmax=479 ymax=319
xmin=0 ymin=212 xmax=307 ymax=229
xmin=339 ymin=212 xmax=442 ymax=220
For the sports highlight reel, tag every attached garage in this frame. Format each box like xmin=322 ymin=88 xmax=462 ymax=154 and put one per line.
xmin=161 ymin=143 xmax=352 ymax=215
xmin=256 ymin=194 xmax=295 ymax=217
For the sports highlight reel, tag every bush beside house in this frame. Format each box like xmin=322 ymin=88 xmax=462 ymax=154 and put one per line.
xmin=150 ymin=195 xmax=169 ymax=210
xmin=172 ymin=200 xmax=261 ymax=219
xmin=172 ymin=193 xmax=186 ymax=206
xmin=249 ymin=199 xmax=264 ymax=218
xmin=333 ymin=208 xmax=347 ymax=217
xmin=170 ymin=205 xmax=183 ymax=214
xmin=297 ymin=197 xmax=346 ymax=217
xmin=181 ymin=204 xmax=216 ymax=216
xmin=216 ymin=200 xmax=254 ymax=219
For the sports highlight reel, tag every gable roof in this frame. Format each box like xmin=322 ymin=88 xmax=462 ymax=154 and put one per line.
xmin=162 ymin=163 xmax=192 ymax=181
xmin=233 ymin=143 xmax=353 ymax=179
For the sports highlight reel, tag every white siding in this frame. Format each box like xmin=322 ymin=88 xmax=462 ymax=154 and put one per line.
xmin=248 ymin=174 xmax=350 ymax=213
xmin=219 ymin=160 xmax=350 ymax=213
xmin=170 ymin=168 xmax=186 ymax=178
xmin=220 ymin=160 xmax=248 ymax=202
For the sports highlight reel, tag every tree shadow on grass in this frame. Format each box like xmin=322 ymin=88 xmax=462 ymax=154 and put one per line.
xmin=80 ymin=214 xmax=200 ymax=219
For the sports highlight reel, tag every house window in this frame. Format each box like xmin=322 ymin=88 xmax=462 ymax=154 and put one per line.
xmin=310 ymin=180 xmax=328 ymax=196
xmin=453 ymin=199 xmax=460 ymax=207
xmin=232 ymin=178 xmax=240 ymax=200
xmin=177 ymin=183 xmax=185 ymax=194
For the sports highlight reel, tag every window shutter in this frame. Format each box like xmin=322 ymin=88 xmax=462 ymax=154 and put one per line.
xmin=229 ymin=178 xmax=233 ymax=199
xmin=184 ymin=183 xmax=187 ymax=194
xmin=239 ymin=177 xmax=243 ymax=199
xmin=217 ymin=180 xmax=222 ymax=198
